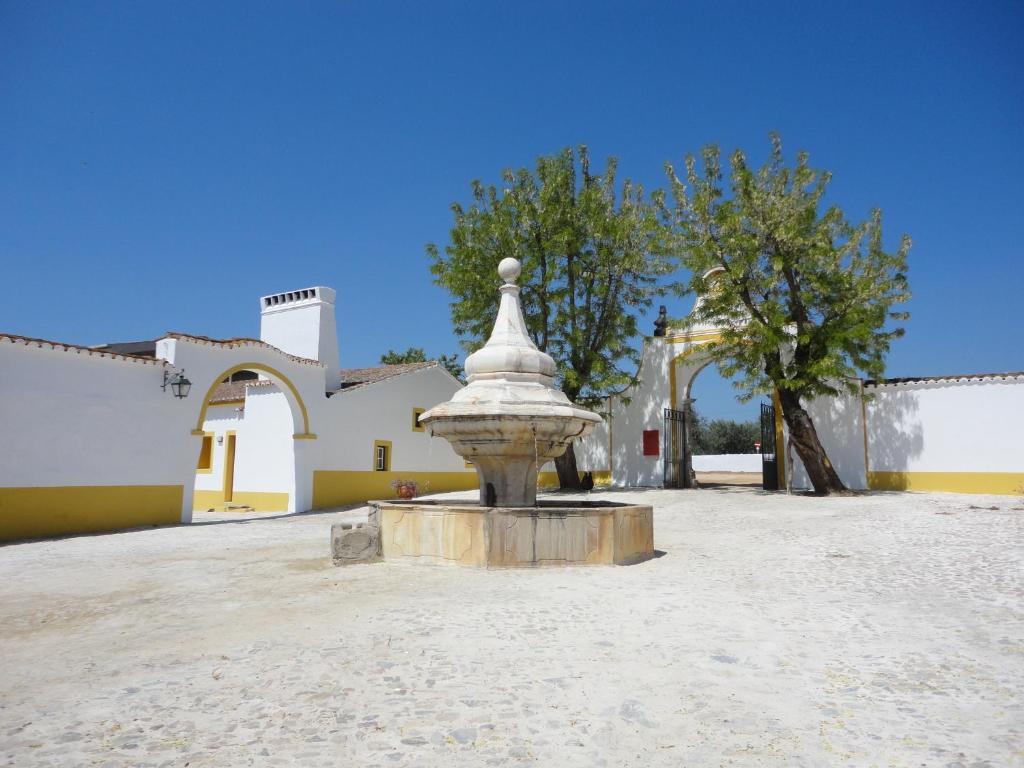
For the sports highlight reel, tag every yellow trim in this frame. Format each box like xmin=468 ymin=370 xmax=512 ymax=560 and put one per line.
xmin=373 ymin=439 xmax=393 ymax=471
xmin=192 ymin=489 xmax=290 ymax=512
xmin=666 ymin=329 xmax=727 ymax=344
xmin=195 ymin=432 xmax=214 ymax=474
xmin=668 ymin=337 xmax=722 ymax=408
xmin=537 ymin=470 xmax=613 ymax=490
xmin=772 ymin=390 xmax=786 ymax=490
xmin=312 ymin=470 xmax=478 ymax=509
xmin=867 ymin=471 xmax=1024 ymax=495
xmin=412 ymin=407 xmax=426 ymax=432
xmin=0 ymin=485 xmax=183 ymax=542
xmin=222 ymin=430 xmax=237 ymax=502
xmin=293 ymin=433 xmax=318 ymax=440
xmin=193 ymin=362 xmax=314 ymax=439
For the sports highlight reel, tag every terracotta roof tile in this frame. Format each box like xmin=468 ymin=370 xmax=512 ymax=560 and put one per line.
xmin=332 ymin=361 xmax=438 ymax=393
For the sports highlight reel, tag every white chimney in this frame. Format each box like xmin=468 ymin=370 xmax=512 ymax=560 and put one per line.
xmin=259 ymin=286 xmax=341 ymax=390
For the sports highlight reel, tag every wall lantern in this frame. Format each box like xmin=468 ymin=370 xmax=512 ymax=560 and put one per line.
xmin=162 ymin=369 xmax=192 ymax=399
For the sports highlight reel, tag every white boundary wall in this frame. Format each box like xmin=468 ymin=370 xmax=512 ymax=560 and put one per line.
xmin=693 ymin=454 xmax=762 ymax=473
xmin=865 ymin=376 xmax=1024 ymax=475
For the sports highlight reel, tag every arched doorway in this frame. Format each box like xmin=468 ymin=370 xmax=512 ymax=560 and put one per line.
xmin=189 ymin=362 xmax=313 ymax=514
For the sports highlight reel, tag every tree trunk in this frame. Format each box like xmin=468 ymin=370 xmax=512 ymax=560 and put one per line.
xmin=777 ymin=390 xmax=846 ymax=494
xmin=554 ymin=447 xmax=582 ymax=490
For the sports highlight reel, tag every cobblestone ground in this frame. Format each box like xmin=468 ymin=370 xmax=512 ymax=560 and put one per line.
xmin=1 ymin=488 xmax=1022 ymax=767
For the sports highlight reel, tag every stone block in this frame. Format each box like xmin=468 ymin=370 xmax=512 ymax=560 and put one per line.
xmin=331 ymin=522 xmax=381 ymax=566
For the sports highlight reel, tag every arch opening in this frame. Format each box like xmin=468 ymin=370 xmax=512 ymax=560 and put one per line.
xmin=189 ymin=363 xmax=309 ymax=514
xmin=668 ymin=346 xmax=766 ymax=489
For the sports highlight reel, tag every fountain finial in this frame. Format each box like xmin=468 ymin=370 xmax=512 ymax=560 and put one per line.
xmin=498 ymin=257 xmax=521 ymax=285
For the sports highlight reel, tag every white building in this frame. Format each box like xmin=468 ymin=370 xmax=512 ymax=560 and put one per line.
xmin=0 ymin=286 xmax=476 ymax=542
xmin=556 ymin=274 xmax=1024 ymax=496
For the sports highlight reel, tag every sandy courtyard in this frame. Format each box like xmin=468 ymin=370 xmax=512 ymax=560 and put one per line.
xmin=1 ymin=488 xmax=1021 ymax=767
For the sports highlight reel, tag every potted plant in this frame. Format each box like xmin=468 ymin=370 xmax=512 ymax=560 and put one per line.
xmin=390 ymin=478 xmax=418 ymax=500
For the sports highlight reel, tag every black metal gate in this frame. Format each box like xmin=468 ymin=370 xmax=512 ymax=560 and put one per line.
xmin=760 ymin=402 xmax=779 ymax=490
xmin=663 ymin=407 xmax=688 ymax=488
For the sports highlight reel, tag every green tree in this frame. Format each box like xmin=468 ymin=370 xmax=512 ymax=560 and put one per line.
xmin=689 ymin=410 xmax=759 ymax=455
xmin=380 ymin=347 xmax=464 ymax=382
xmin=428 ymin=146 xmax=681 ymax=489
xmin=661 ymin=135 xmax=910 ymax=493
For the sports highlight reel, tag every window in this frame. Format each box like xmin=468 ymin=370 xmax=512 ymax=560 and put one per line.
xmin=642 ymin=430 xmax=660 ymax=457
xmin=412 ymin=407 xmax=425 ymax=432
xmin=196 ymin=434 xmax=214 ymax=472
xmin=373 ymin=440 xmax=392 ymax=472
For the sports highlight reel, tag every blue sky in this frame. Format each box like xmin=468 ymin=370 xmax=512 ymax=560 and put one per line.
xmin=2 ymin=1 xmax=1021 ymax=421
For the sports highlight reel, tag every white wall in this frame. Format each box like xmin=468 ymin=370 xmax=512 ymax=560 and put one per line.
xmin=315 ymin=366 xmax=467 ymax=473
xmin=0 ymin=339 xmax=197 ymax=498
xmin=786 ymin=385 xmax=868 ymax=490
xmin=693 ymin=454 xmax=762 ymax=472
xmin=604 ymin=339 xmax=674 ymax=487
xmin=195 ymin=389 xmax=295 ymax=506
xmin=866 ymin=377 xmax=1024 ymax=473
xmin=193 ymin=404 xmax=241 ymax=495
xmin=158 ymin=334 xmax=329 ymax=513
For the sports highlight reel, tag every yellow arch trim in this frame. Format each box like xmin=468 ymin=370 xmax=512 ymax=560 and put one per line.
xmin=191 ymin=362 xmax=316 ymax=440
xmin=668 ymin=333 xmax=723 ymax=407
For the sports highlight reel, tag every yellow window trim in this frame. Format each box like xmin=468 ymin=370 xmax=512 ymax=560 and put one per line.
xmin=196 ymin=431 xmax=215 ymax=474
xmin=373 ymin=439 xmax=392 ymax=472
xmin=412 ymin=407 xmax=426 ymax=432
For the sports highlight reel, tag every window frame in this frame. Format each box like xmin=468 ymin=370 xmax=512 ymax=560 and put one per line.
xmin=373 ymin=439 xmax=392 ymax=472
xmin=196 ymin=432 xmax=215 ymax=473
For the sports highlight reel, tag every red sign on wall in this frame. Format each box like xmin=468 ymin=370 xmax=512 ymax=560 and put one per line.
xmin=642 ymin=429 xmax=660 ymax=456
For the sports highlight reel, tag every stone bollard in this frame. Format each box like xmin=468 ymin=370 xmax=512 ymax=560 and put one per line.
xmin=330 ymin=519 xmax=381 ymax=566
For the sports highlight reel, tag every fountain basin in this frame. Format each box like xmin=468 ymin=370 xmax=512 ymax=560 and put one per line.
xmin=369 ymin=499 xmax=654 ymax=568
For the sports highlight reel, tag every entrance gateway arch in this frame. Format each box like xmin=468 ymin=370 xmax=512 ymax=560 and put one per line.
xmin=593 ymin=268 xmax=782 ymax=491
xmin=156 ymin=333 xmax=324 ymax=519
xmin=661 ymin=268 xmax=782 ymax=491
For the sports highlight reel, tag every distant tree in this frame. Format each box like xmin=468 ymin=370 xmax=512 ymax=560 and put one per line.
xmin=380 ymin=347 xmax=426 ymax=365
xmin=689 ymin=410 xmax=759 ymax=455
xmin=703 ymin=419 xmax=760 ymax=455
xmin=380 ymin=347 xmax=464 ymax=382
xmin=428 ymin=146 xmax=681 ymax=488
xmin=661 ymin=135 xmax=910 ymax=493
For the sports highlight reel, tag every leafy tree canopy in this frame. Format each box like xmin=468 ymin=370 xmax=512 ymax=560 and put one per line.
xmin=690 ymin=412 xmax=760 ymax=455
xmin=380 ymin=347 xmax=464 ymax=382
xmin=428 ymin=145 xmax=682 ymax=407
xmin=660 ymin=134 xmax=911 ymax=492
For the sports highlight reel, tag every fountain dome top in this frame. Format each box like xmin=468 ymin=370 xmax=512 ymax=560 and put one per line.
xmin=463 ymin=258 xmax=558 ymax=384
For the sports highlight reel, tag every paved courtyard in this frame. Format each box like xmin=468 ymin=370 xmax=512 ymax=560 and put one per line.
xmin=0 ymin=488 xmax=1021 ymax=767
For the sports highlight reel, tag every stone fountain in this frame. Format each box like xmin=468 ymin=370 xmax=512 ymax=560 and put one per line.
xmin=421 ymin=257 xmax=603 ymax=507
xmin=339 ymin=258 xmax=654 ymax=568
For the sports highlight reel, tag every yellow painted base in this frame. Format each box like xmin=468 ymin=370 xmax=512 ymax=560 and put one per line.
xmin=537 ymin=470 xmax=613 ymax=490
xmin=0 ymin=485 xmax=183 ymax=543
xmin=868 ymin=471 xmax=1024 ymax=495
xmin=312 ymin=470 xmax=478 ymax=509
xmin=192 ymin=490 xmax=290 ymax=512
